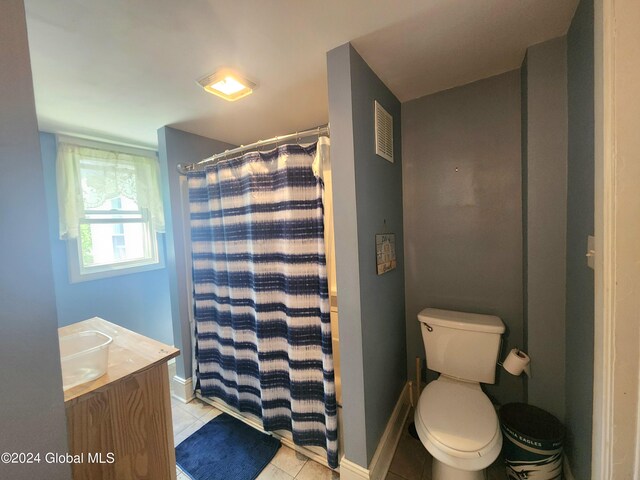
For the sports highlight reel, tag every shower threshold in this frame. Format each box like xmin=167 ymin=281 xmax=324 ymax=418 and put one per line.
xmin=195 ymin=390 xmax=341 ymax=472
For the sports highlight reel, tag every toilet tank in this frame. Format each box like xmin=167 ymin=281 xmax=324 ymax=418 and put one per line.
xmin=418 ymin=308 xmax=505 ymax=384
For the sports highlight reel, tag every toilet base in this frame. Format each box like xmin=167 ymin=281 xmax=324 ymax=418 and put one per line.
xmin=433 ymin=458 xmax=486 ymax=480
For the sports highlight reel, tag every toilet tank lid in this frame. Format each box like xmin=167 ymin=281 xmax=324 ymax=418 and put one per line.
xmin=417 ymin=308 xmax=505 ymax=334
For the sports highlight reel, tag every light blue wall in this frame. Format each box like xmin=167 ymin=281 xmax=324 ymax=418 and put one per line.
xmin=39 ymin=132 xmax=174 ymax=346
xmin=0 ymin=2 xmax=70 ymax=478
xmin=326 ymin=44 xmax=368 ymax=466
xmin=157 ymin=126 xmax=235 ymax=379
xmin=522 ymin=37 xmax=568 ymax=422
xmin=328 ymin=43 xmax=406 ymax=468
xmin=565 ymin=0 xmax=595 ymax=477
xmin=520 ymin=56 xmax=529 ymax=401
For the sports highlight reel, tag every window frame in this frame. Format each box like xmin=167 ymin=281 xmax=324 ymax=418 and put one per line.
xmin=58 ymin=136 xmax=165 ymax=283
xmin=67 ymin=233 xmax=165 ymax=283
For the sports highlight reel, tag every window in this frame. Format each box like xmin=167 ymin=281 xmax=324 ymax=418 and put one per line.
xmin=77 ymin=194 xmax=156 ymax=271
xmin=56 ymin=137 xmax=165 ymax=282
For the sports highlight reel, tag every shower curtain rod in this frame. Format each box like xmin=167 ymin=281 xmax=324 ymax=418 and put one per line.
xmin=176 ymin=124 xmax=329 ymax=174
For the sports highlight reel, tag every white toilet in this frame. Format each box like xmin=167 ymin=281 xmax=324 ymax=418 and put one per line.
xmin=414 ymin=308 xmax=505 ymax=480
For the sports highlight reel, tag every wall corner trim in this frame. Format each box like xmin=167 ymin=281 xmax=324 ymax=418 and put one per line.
xmin=592 ymin=0 xmax=615 ymax=477
xmin=171 ymin=375 xmax=195 ymax=403
xmin=340 ymin=382 xmax=411 ymax=480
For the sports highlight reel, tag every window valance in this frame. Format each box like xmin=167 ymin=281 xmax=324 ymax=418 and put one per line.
xmin=56 ymin=140 xmax=165 ymax=239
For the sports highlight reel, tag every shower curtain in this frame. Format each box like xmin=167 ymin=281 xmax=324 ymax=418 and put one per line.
xmin=187 ymin=139 xmax=338 ymax=468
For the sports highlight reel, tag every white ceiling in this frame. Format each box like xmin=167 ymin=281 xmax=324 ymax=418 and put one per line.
xmin=24 ymin=0 xmax=577 ymax=149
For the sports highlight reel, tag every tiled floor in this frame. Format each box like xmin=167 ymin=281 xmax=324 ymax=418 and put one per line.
xmin=385 ymin=410 xmax=507 ymax=480
xmin=171 ymin=397 xmax=338 ymax=480
xmin=172 ymin=400 xmax=506 ymax=480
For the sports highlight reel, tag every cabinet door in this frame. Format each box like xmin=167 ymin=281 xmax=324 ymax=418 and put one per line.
xmin=66 ymin=363 xmax=176 ymax=480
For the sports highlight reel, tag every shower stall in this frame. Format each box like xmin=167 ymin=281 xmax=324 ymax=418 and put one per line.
xmin=177 ymin=127 xmax=343 ymax=469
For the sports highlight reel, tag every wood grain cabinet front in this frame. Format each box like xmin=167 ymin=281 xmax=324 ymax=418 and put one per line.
xmin=60 ymin=318 xmax=179 ymax=480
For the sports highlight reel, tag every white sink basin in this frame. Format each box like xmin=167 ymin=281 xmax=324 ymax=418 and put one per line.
xmin=59 ymin=330 xmax=112 ymax=390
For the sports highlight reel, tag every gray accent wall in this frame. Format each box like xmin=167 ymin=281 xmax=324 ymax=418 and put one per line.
xmin=327 ymin=43 xmax=406 ymax=467
xmin=0 ymin=1 xmax=70 ymax=478
xmin=522 ymin=37 xmax=568 ymax=421
xmin=565 ymin=0 xmax=595 ymax=477
xmin=402 ymin=71 xmax=524 ymax=406
xmin=158 ymin=126 xmax=235 ymax=379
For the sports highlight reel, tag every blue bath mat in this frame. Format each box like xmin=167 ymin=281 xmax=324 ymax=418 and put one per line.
xmin=176 ymin=413 xmax=281 ymax=480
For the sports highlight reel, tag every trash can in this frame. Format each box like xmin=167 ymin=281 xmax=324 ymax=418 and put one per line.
xmin=499 ymin=403 xmax=565 ymax=479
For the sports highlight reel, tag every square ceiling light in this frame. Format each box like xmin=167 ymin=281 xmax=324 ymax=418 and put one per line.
xmin=197 ymin=69 xmax=256 ymax=101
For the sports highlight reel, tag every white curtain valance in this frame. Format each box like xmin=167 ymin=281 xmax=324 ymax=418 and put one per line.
xmin=56 ymin=141 xmax=165 ymax=239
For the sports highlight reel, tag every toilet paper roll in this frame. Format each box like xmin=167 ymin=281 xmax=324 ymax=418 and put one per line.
xmin=503 ymin=348 xmax=531 ymax=377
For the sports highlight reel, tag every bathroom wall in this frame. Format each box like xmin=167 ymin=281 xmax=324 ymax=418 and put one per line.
xmin=327 ymin=43 xmax=406 ymax=468
xmin=39 ymin=133 xmax=174 ymax=345
xmin=521 ymin=37 xmax=568 ymax=421
xmin=402 ymin=70 xmax=524 ymax=406
xmin=157 ymin=126 xmax=235 ymax=380
xmin=565 ymin=0 xmax=595 ymax=476
xmin=0 ymin=1 xmax=70 ymax=478
xmin=520 ymin=56 xmax=528 ymax=379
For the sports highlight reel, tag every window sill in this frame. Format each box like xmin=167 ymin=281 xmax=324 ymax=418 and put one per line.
xmin=66 ymin=235 xmax=166 ymax=284
xmin=69 ymin=259 xmax=165 ymax=283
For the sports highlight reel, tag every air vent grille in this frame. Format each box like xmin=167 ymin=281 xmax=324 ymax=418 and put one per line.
xmin=374 ymin=101 xmax=393 ymax=163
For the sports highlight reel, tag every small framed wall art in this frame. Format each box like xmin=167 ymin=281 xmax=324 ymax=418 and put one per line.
xmin=375 ymin=233 xmax=396 ymax=275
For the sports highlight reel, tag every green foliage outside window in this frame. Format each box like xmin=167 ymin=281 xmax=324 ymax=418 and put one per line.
xmin=79 ymin=223 xmax=94 ymax=266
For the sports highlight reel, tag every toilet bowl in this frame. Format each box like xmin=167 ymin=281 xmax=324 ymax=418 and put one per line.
xmin=415 ymin=308 xmax=506 ymax=480
xmin=414 ymin=376 xmax=502 ymax=480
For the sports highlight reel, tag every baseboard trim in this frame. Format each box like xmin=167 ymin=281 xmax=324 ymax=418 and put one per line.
xmin=340 ymin=382 xmax=411 ymax=480
xmin=171 ymin=375 xmax=194 ymax=403
xmin=340 ymin=458 xmax=370 ymax=480
xmin=369 ymin=382 xmax=411 ymax=480
xmin=563 ymin=455 xmax=575 ymax=480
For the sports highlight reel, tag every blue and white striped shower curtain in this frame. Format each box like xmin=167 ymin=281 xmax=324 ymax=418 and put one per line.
xmin=187 ymin=140 xmax=338 ymax=468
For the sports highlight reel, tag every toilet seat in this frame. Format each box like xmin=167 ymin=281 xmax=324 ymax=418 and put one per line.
xmin=415 ymin=377 xmax=502 ymax=471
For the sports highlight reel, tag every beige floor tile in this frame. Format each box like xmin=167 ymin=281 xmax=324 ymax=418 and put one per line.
xmin=172 ymin=404 xmax=199 ymax=435
xmin=270 ymin=445 xmax=308 ymax=477
xmin=386 ymin=472 xmax=406 ymax=480
xmin=175 ymin=464 xmax=189 ymax=480
xmin=420 ymin=452 xmax=433 ymax=480
xmin=174 ymin=419 xmax=205 ymax=446
xmin=176 ymin=398 xmax=219 ymax=419
xmin=416 ymin=454 xmax=505 ymax=480
xmin=388 ymin=431 xmax=429 ymax=480
xmin=175 ymin=465 xmax=190 ymax=480
xmin=256 ymin=463 xmax=294 ymax=480
xmin=295 ymin=460 xmax=339 ymax=480
xmin=199 ymin=406 xmax=223 ymax=424
xmin=487 ymin=457 xmax=507 ymax=480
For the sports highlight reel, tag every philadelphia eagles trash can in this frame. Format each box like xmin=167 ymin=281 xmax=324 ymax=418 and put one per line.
xmin=499 ymin=403 xmax=565 ymax=479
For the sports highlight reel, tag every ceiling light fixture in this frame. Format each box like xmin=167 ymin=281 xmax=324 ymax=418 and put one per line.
xmin=197 ymin=69 xmax=256 ymax=101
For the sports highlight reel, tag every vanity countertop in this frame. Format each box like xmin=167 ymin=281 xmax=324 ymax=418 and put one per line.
xmin=60 ymin=317 xmax=180 ymax=405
